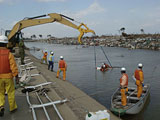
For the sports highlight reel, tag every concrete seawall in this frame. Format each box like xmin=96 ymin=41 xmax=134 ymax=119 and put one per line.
xmin=3 ymin=50 xmax=121 ymax=120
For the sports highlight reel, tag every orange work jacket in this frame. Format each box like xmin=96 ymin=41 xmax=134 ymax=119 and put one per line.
xmin=134 ymin=69 xmax=144 ymax=82
xmin=43 ymin=52 xmax=48 ymax=59
xmin=59 ymin=60 xmax=66 ymax=68
xmin=0 ymin=49 xmax=11 ymax=74
xmin=0 ymin=47 xmax=18 ymax=78
xmin=120 ymin=73 xmax=128 ymax=87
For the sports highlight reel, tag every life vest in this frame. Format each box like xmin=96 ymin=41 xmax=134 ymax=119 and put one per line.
xmin=49 ymin=55 xmax=53 ymax=61
xmin=0 ymin=49 xmax=11 ymax=74
xmin=120 ymin=73 xmax=128 ymax=87
xmin=59 ymin=60 xmax=66 ymax=68
xmin=104 ymin=64 xmax=110 ymax=69
xmin=43 ymin=52 xmax=48 ymax=59
xmin=100 ymin=64 xmax=110 ymax=71
xmin=134 ymin=69 xmax=144 ymax=81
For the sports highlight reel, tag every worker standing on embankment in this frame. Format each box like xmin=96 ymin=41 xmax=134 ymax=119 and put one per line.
xmin=48 ymin=51 xmax=54 ymax=72
xmin=134 ymin=63 xmax=144 ymax=98
xmin=56 ymin=56 xmax=67 ymax=80
xmin=120 ymin=67 xmax=128 ymax=106
xmin=0 ymin=35 xmax=19 ymax=117
xmin=19 ymin=39 xmax=25 ymax=65
xmin=41 ymin=50 xmax=48 ymax=64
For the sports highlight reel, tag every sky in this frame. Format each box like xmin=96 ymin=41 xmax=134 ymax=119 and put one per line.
xmin=0 ymin=0 xmax=160 ymax=38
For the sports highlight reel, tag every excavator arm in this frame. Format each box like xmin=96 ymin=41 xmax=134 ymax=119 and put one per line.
xmin=7 ymin=13 xmax=95 ymax=47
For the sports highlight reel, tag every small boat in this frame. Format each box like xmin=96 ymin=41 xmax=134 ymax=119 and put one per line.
xmin=111 ymin=84 xmax=150 ymax=116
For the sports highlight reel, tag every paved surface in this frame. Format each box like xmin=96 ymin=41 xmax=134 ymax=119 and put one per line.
xmin=1 ymin=50 xmax=121 ymax=120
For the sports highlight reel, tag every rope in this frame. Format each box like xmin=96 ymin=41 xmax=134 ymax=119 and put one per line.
xmin=100 ymin=46 xmax=112 ymax=67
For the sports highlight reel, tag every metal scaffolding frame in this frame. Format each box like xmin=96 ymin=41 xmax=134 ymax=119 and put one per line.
xmin=25 ymin=82 xmax=67 ymax=120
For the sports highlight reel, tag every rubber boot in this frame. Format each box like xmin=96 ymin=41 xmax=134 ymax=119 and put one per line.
xmin=0 ymin=107 xmax=4 ymax=117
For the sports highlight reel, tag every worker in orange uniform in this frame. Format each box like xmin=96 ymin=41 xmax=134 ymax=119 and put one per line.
xmin=0 ymin=35 xmax=19 ymax=117
xmin=41 ymin=50 xmax=48 ymax=64
xmin=56 ymin=56 xmax=67 ymax=80
xmin=120 ymin=67 xmax=128 ymax=106
xmin=134 ymin=63 xmax=144 ymax=98
xmin=100 ymin=63 xmax=111 ymax=72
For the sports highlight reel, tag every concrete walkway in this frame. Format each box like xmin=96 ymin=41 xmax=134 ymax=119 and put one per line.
xmin=1 ymin=50 xmax=121 ymax=120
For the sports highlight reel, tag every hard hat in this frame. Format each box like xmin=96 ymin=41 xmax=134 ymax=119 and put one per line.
xmin=60 ymin=56 xmax=63 ymax=59
xmin=103 ymin=65 xmax=105 ymax=67
xmin=121 ymin=67 xmax=126 ymax=71
xmin=51 ymin=51 xmax=54 ymax=54
xmin=0 ymin=35 xmax=8 ymax=43
xmin=138 ymin=63 xmax=143 ymax=68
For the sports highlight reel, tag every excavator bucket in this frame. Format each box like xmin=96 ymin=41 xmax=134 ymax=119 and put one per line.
xmin=77 ymin=23 xmax=95 ymax=44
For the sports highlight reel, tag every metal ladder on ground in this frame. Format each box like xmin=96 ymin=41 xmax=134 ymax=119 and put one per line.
xmin=25 ymin=82 xmax=67 ymax=120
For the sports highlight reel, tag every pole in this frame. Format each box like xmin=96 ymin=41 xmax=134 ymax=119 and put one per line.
xmin=92 ymin=35 xmax=97 ymax=68
xmin=100 ymin=46 xmax=112 ymax=67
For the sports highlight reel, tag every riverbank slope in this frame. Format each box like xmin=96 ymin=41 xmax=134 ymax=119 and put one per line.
xmin=2 ymin=50 xmax=121 ymax=120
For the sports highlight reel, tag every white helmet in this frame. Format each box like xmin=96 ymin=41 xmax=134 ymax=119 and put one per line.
xmin=138 ymin=63 xmax=143 ymax=68
xmin=121 ymin=67 xmax=126 ymax=71
xmin=51 ymin=51 xmax=54 ymax=54
xmin=103 ymin=65 xmax=105 ymax=67
xmin=60 ymin=56 xmax=63 ymax=59
xmin=0 ymin=35 xmax=8 ymax=43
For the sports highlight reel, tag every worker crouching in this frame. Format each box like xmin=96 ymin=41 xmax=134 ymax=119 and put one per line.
xmin=56 ymin=56 xmax=67 ymax=80
xmin=0 ymin=35 xmax=19 ymax=117
xmin=120 ymin=67 xmax=128 ymax=106
xmin=134 ymin=63 xmax=144 ymax=98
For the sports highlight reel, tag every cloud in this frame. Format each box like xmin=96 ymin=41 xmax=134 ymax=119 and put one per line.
xmin=35 ymin=0 xmax=66 ymax=2
xmin=129 ymin=8 xmax=138 ymax=14
xmin=21 ymin=2 xmax=105 ymax=37
xmin=142 ymin=19 xmax=160 ymax=28
xmin=75 ymin=2 xmax=105 ymax=18
xmin=0 ymin=0 xmax=20 ymax=5
xmin=0 ymin=0 xmax=4 ymax=3
xmin=63 ymin=2 xmax=106 ymax=19
xmin=141 ymin=6 xmax=160 ymax=28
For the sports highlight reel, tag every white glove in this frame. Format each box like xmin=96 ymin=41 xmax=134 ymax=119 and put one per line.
xmin=132 ymin=75 xmax=136 ymax=82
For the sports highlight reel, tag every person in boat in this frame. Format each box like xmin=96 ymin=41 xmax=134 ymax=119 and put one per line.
xmin=120 ymin=67 xmax=128 ymax=106
xmin=134 ymin=63 xmax=144 ymax=98
xmin=100 ymin=63 xmax=111 ymax=72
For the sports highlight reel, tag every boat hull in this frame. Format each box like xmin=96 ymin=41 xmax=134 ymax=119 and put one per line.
xmin=111 ymin=84 xmax=150 ymax=115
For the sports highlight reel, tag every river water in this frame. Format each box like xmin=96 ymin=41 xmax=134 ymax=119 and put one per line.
xmin=25 ymin=42 xmax=160 ymax=120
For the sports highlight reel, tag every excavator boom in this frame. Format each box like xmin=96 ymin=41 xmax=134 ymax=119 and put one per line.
xmin=7 ymin=13 xmax=95 ymax=47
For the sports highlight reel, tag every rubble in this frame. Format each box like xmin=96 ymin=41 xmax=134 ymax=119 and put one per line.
xmin=25 ymin=34 xmax=160 ymax=50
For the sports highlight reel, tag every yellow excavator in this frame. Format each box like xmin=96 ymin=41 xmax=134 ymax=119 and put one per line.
xmin=5 ymin=13 xmax=95 ymax=49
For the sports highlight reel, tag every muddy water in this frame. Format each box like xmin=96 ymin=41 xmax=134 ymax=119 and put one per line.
xmin=25 ymin=42 xmax=160 ymax=120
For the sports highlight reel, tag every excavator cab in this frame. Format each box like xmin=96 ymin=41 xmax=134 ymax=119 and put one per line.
xmin=5 ymin=30 xmax=23 ymax=50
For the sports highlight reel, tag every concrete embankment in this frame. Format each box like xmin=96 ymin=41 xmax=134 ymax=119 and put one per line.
xmin=3 ymin=50 xmax=121 ymax=120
